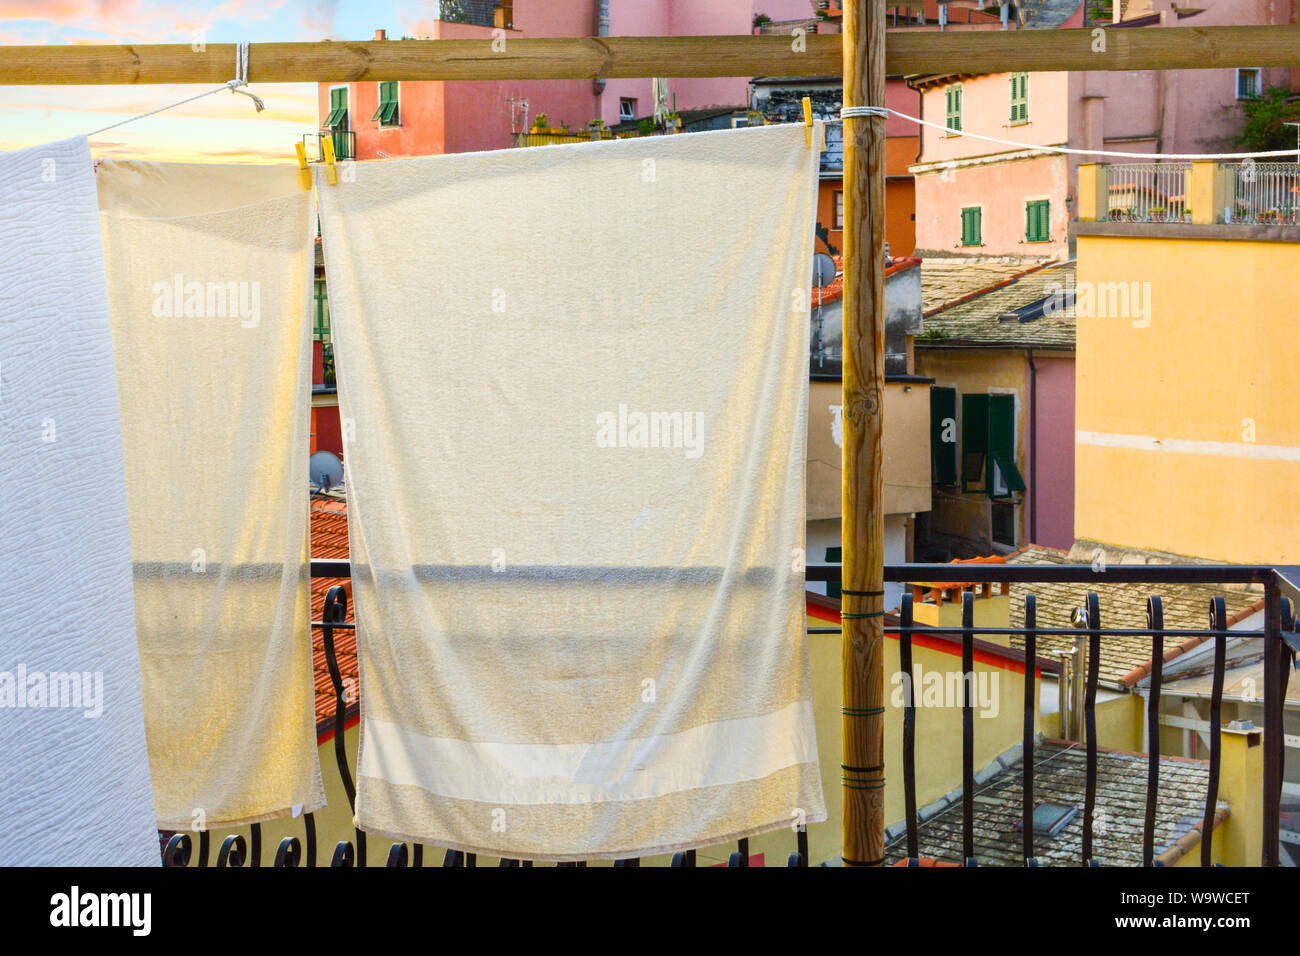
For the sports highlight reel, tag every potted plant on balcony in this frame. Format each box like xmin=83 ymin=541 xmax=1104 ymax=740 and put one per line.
xmin=532 ymin=113 xmax=548 ymax=131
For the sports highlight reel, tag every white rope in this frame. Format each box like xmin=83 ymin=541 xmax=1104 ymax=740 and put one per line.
xmin=88 ymin=41 xmax=263 ymax=138
xmin=836 ymin=105 xmax=1300 ymax=161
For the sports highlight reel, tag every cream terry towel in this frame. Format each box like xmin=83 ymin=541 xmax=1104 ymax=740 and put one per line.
xmin=317 ymin=123 xmax=826 ymax=861
xmin=0 ymin=137 xmax=159 ymax=865
xmin=98 ymin=162 xmax=324 ymax=830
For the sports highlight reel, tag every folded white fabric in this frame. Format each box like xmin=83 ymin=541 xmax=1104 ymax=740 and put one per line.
xmin=98 ymin=161 xmax=323 ymax=830
xmin=317 ymin=123 xmax=826 ymax=860
xmin=0 ymin=137 xmax=159 ymax=865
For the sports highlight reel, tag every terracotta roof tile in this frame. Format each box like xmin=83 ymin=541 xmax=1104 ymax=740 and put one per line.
xmin=310 ymin=494 xmax=355 ymax=739
xmin=885 ymin=740 xmax=1226 ymax=866
xmin=919 ymin=258 xmax=1075 ymax=349
xmin=1006 ymin=546 xmax=1263 ymax=689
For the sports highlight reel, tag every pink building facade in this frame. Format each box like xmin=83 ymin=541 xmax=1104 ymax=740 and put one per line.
xmin=318 ymin=1 xmax=823 ymax=160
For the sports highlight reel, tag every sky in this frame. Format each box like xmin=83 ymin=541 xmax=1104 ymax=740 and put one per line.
xmin=0 ymin=1 xmax=454 ymax=162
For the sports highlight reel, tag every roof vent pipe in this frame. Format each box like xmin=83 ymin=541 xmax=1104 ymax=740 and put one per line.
xmin=594 ymin=0 xmax=610 ymax=96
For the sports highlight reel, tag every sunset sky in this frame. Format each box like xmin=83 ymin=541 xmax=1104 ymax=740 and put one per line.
xmin=0 ymin=1 xmax=452 ymax=162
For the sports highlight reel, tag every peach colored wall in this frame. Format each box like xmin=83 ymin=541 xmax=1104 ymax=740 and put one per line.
xmin=919 ymin=72 xmax=1071 ymax=164
xmin=913 ymin=153 xmax=1069 ymax=256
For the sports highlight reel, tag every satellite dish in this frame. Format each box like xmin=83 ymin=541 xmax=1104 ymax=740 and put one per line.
xmin=812 ymin=252 xmax=837 ymax=288
xmin=309 ymin=450 xmax=344 ymax=492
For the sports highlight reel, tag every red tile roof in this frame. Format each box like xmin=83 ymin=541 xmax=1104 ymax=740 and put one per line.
xmin=310 ymin=494 xmax=356 ymax=742
xmin=812 ymin=254 xmax=922 ymax=309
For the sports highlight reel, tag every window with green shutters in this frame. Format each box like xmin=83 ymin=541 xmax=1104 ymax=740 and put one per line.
xmin=931 ymin=386 xmax=958 ymax=485
xmin=987 ymin=394 xmax=1025 ymax=498
xmin=945 ymin=84 xmax=962 ymax=133
xmin=1010 ymin=73 xmax=1029 ymax=124
xmin=961 ymin=393 xmax=1026 ymax=498
xmin=325 ymin=87 xmax=348 ymax=130
xmin=1025 ymin=199 xmax=1050 ymax=242
xmin=313 ymin=280 xmax=330 ymax=343
xmin=371 ymin=81 xmax=400 ymax=127
xmin=960 ymin=206 xmax=982 ymax=247
xmin=961 ymin=393 xmax=989 ymax=493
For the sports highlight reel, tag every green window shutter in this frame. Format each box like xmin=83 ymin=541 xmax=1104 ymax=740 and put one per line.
xmin=371 ymin=82 xmax=400 ymax=125
xmin=326 ymin=87 xmax=349 ymax=130
xmin=1010 ymin=73 xmax=1028 ymax=123
xmin=931 ymin=386 xmax=957 ymax=485
xmin=1026 ymin=199 xmax=1049 ymax=241
xmin=946 ymin=84 xmax=962 ymax=132
xmin=961 ymin=393 xmax=990 ymax=492
xmin=313 ymin=280 xmax=330 ymax=341
xmin=988 ymin=394 xmax=1025 ymax=498
xmin=961 ymin=207 xmax=981 ymax=246
xmin=824 ymin=546 xmax=842 ymax=599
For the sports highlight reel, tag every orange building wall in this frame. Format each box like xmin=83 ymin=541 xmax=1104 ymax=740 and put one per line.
xmin=816 ymin=133 xmax=918 ymax=258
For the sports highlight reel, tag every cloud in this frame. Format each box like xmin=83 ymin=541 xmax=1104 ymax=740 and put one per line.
xmin=0 ymin=0 xmax=291 ymax=44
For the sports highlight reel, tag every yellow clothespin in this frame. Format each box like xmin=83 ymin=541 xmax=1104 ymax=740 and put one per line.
xmin=803 ymin=96 xmax=813 ymax=148
xmin=294 ymin=142 xmax=311 ymax=191
xmin=321 ymin=135 xmax=338 ymax=186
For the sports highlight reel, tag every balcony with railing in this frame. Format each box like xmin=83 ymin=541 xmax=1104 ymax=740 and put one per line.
xmin=303 ymin=129 xmax=355 ymax=163
xmin=159 ymin=558 xmax=1300 ymax=867
xmin=1081 ymin=160 xmax=1300 ymax=226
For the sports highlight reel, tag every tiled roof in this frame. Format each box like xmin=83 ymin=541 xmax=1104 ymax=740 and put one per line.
xmin=310 ymin=494 xmax=356 ymax=739
xmin=885 ymin=740 xmax=1227 ymax=866
xmin=1006 ymin=546 xmax=1264 ymax=689
xmin=812 ymin=254 xmax=921 ymax=308
xmin=919 ymin=259 xmax=1076 ymax=349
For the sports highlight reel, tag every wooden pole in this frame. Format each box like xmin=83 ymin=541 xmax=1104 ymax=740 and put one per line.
xmin=2 ymin=26 xmax=1300 ymax=86
xmin=840 ymin=0 xmax=886 ymax=867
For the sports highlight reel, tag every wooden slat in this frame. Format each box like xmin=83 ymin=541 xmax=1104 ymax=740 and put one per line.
xmin=2 ymin=26 xmax=1300 ymax=86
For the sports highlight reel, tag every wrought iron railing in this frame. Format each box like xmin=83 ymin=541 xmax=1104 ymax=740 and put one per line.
xmin=1104 ymin=163 xmax=1191 ymax=223
xmin=885 ymin=562 xmax=1296 ymax=867
xmin=303 ymin=130 xmax=356 ymax=163
xmin=159 ymin=560 xmax=1298 ymax=866
xmin=1225 ymin=162 xmax=1300 ymax=225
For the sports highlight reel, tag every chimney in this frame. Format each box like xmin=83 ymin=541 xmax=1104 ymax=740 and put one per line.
xmin=375 ymin=29 xmax=387 ymax=41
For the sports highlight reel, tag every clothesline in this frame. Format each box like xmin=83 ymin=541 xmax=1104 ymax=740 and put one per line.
xmin=831 ymin=106 xmax=1300 ymax=161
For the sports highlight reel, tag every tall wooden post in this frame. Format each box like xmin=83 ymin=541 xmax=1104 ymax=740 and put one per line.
xmin=840 ymin=0 xmax=887 ymax=867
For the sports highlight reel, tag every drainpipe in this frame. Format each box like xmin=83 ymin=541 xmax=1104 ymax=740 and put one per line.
xmin=1028 ymin=348 xmax=1038 ymax=545
xmin=593 ymin=0 xmax=609 ymax=97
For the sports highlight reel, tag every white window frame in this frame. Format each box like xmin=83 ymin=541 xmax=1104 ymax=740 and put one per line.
xmin=619 ymin=97 xmax=637 ymax=122
xmin=834 ymin=189 xmax=844 ymax=230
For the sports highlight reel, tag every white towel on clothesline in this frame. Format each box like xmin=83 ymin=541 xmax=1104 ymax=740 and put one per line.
xmin=317 ymin=123 xmax=826 ymax=860
xmin=97 ymin=160 xmax=324 ymax=831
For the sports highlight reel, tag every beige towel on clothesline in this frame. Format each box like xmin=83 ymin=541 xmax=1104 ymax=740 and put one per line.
xmin=98 ymin=162 xmax=324 ymax=831
xmin=317 ymin=123 xmax=826 ymax=860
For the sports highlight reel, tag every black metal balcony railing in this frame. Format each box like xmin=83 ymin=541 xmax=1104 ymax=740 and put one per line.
xmin=303 ymin=130 xmax=356 ymax=163
xmin=160 ymin=561 xmax=1299 ymax=867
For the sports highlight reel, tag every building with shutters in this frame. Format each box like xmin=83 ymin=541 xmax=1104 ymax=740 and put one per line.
xmin=907 ymin=0 xmax=1297 ymax=260
xmin=914 ymin=258 xmax=1076 ymax=558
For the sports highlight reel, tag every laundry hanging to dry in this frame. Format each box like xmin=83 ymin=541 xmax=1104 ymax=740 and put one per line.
xmin=0 ymin=136 xmax=160 ymax=865
xmin=317 ymin=123 xmax=826 ymax=860
xmin=97 ymin=161 xmax=324 ymax=830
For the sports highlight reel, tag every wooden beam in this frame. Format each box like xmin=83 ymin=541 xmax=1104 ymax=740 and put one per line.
xmin=840 ymin=0 xmax=887 ymax=869
xmin=2 ymin=25 xmax=1300 ymax=86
